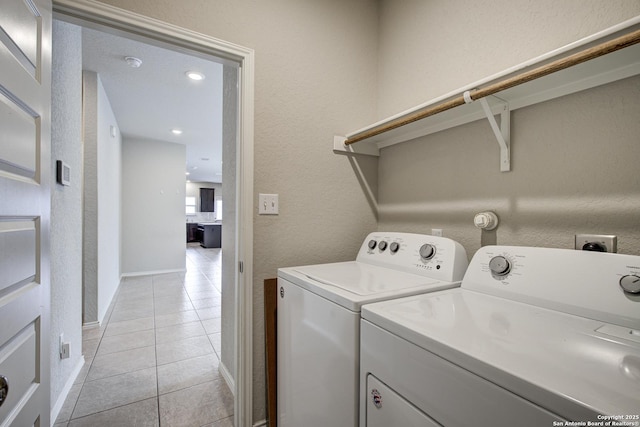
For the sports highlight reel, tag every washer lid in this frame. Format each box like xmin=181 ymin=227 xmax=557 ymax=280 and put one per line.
xmin=278 ymin=261 xmax=457 ymax=312
xmin=362 ymin=289 xmax=640 ymax=418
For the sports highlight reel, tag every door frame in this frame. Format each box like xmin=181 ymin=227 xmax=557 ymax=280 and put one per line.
xmin=51 ymin=1 xmax=255 ymax=425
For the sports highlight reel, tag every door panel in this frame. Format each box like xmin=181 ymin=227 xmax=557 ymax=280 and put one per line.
xmin=0 ymin=0 xmax=39 ymax=76
xmin=0 ymin=324 xmax=37 ymax=423
xmin=0 ymin=0 xmax=51 ymax=425
xmin=0 ymin=89 xmax=38 ymax=178
xmin=0 ymin=220 xmax=37 ymax=293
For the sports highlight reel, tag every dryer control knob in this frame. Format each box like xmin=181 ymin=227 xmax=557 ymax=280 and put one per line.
xmin=489 ymin=256 xmax=511 ymax=276
xmin=368 ymin=239 xmax=377 ymax=250
xmin=419 ymin=244 xmax=436 ymax=260
xmin=390 ymin=242 xmax=400 ymax=253
xmin=379 ymin=241 xmax=388 ymax=251
xmin=620 ymin=274 xmax=640 ymax=294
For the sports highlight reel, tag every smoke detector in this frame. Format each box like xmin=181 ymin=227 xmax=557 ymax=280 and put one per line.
xmin=124 ymin=56 xmax=142 ymax=68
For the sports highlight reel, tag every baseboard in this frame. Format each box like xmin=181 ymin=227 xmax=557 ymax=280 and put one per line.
xmin=120 ymin=268 xmax=186 ymax=278
xmin=82 ymin=321 xmax=100 ymax=329
xmin=50 ymin=356 xmax=85 ymax=425
xmin=253 ymin=420 xmax=267 ymax=427
xmin=218 ymin=360 xmax=235 ymax=396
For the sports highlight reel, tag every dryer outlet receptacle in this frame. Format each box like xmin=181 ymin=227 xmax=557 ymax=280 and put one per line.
xmin=575 ymin=234 xmax=617 ymax=253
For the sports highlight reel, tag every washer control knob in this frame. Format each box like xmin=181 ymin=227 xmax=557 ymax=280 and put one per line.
xmin=368 ymin=239 xmax=377 ymax=250
xmin=489 ymin=256 xmax=511 ymax=276
xmin=419 ymin=244 xmax=436 ymax=260
xmin=390 ymin=242 xmax=400 ymax=253
xmin=379 ymin=241 xmax=388 ymax=251
xmin=620 ymin=274 xmax=640 ymax=294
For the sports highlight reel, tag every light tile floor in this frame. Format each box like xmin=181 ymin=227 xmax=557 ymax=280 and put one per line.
xmin=54 ymin=244 xmax=233 ymax=427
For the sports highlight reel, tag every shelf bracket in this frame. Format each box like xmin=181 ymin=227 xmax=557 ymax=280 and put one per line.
xmin=333 ymin=135 xmax=380 ymax=157
xmin=465 ymin=92 xmax=511 ymax=172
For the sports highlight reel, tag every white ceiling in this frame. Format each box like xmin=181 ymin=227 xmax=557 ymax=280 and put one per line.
xmin=81 ymin=28 xmax=223 ymax=183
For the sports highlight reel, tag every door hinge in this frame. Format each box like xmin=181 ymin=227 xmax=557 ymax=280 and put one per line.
xmin=239 ymin=261 xmax=244 ymax=273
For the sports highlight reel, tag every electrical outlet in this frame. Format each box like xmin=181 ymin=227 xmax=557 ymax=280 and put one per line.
xmin=432 ymin=229 xmax=443 ymax=237
xmin=575 ymin=234 xmax=617 ymax=253
xmin=59 ymin=334 xmax=70 ymax=359
xmin=61 ymin=342 xmax=70 ymax=359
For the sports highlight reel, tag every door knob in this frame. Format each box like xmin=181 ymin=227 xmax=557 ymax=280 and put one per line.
xmin=0 ymin=375 xmax=8 ymax=407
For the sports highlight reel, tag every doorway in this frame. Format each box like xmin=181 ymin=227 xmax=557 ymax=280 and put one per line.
xmin=52 ymin=1 xmax=254 ymax=426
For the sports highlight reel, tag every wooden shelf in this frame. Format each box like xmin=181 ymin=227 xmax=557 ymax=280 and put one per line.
xmin=334 ymin=17 xmax=640 ymax=170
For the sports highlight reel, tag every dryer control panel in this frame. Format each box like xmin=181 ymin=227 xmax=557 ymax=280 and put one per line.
xmin=356 ymin=232 xmax=468 ymax=283
xmin=463 ymin=245 xmax=640 ymax=329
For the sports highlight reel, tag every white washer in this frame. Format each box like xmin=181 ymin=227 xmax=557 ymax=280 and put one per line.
xmin=360 ymin=246 xmax=640 ymax=427
xmin=277 ymin=232 xmax=468 ymax=427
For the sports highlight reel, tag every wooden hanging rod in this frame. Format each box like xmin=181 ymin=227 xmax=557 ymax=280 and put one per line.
xmin=345 ymin=28 xmax=640 ymax=146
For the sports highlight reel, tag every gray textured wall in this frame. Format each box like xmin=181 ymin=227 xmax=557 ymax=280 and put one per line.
xmin=51 ymin=19 xmax=84 ymax=414
xmin=376 ymin=1 xmax=640 ymax=258
xmin=82 ymin=70 xmax=99 ymax=324
xmin=377 ymin=0 xmax=640 ymax=117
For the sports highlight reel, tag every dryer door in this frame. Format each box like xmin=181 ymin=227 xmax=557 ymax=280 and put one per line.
xmin=366 ymin=375 xmax=441 ymax=427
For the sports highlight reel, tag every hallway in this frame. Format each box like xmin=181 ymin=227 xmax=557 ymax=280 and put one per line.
xmin=54 ymin=244 xmax=233 ymax=427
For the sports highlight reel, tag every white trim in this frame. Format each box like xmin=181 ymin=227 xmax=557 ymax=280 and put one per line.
xmin=219 ymin=359 xmax=236 ymax=395
xmin=253 ymin=420 xmax=268 ymax=427
xmin=52 ymin=2 xmax=255 ymax=426
xmin=120 ymin=268 xmax=186 ymax=278
xmin=81 ymin=321 xmax=99 ymax=329
xmin=236 ymin=37 xmax=255 ymax=427
xmin=50 ymin=356 xmax=85 ymax=424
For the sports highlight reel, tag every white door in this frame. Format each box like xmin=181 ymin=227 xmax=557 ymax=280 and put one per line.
xmin=0 ymin=0 xmax=51 ymax=425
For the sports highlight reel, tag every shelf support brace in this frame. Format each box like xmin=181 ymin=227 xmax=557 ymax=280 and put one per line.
xmin=465 ymin=92 xmax=511 ymax=172
xmin=333 ymin=135 xmax=380 ymax=157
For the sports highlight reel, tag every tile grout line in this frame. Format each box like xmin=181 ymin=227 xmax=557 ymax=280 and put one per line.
xmin=152 ymin=274 xmax=163 ymax=427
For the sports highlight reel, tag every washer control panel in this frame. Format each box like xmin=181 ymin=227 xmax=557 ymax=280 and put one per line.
xmin=463 ymin=246 xmax=640 ymax=329
xmin=357 ymin=232 xmax=468 ymax=283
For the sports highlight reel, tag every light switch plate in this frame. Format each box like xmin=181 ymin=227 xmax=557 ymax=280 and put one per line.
xmin=259 ymin=193 xmax=279 ymax=215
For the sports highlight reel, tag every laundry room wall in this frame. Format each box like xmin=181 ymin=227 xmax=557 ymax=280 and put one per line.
xmin=375 ymin=1 xmax=640 ymax=257
xmin=90 ymin=0 xmax=380 ymax=421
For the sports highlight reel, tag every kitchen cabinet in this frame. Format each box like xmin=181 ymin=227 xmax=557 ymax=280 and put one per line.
xmin=186 ymin=223 xmax=199 ymax=243
xmin=200 ymin=188 xmax=215 ymax=212
xmin=197 ymin=223 xmax=221 ymax=248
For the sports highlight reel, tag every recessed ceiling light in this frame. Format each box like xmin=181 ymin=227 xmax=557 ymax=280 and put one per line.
xmin=124 ymin=56 xmax=142 ymax=68
xmin=186 ymin=71 xmax=205 ymax=81
xmin=171 ymin=129 xmax=183 ymax=135
xmin=185 ymin=172 xmax=190 ymax=175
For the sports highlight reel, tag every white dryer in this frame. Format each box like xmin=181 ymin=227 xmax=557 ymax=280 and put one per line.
xmin=277 ymin=232 xmax=468 ymax=427
xmin=360 ymin=246 xmax=640 ymax=427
